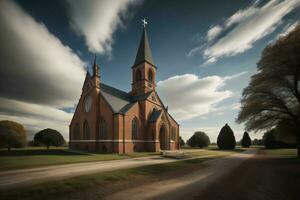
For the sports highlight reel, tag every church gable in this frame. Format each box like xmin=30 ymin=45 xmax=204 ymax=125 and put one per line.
xmin=70 ymin=22 xmax=180 ymax=153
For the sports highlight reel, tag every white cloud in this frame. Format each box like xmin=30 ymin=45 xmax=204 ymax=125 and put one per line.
xmin=188 ymin=0 xmax=300 ymax=64
xmin=275 ymin=21 xmax=299 ymax=39
xmin=0 ymin=98 xmax=72 ymax=140
xmin=0 ymin=0 xmax=86 ymax=108
xmin=0 ymin=0 xmax=86 ymax=140
xmin=207 ymin=25 xmax=222 ymax=41
xmin=65 ymin=0 xmax=139 ymax=55
xmin=157 ymin=72 xmax=248 ymax=121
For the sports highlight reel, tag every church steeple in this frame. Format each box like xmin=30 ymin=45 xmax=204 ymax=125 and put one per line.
xmin=133 ymin=27 xmax=154 ymax=66
xmin=92 ymin=54 xmax=100 ymax=77
xmin=131 ymin=19 xmax=156 ymax=96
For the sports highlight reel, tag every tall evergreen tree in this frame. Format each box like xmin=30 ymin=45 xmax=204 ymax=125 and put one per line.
xmin=217 ymin=124 xmax=236 ymax=150
xmin=241 ymin=131 xmax=251 ymax=147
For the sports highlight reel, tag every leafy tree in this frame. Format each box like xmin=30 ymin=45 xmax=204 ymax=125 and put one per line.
xmin=241 ymin=131 xmax=251 ymax=147
xmin=263 ymin=130 xmax=279 ymax=149
xmin=187 ymin=131 xmax=210 ymax=148
xmin=217 ymin=124 xmax=236 ymax=150
xmin=34 ymin=128 xmax=65 ymax=150
xmin=252 ymin=138 xmax=264 ymax=146
xmin=179 ymin=136 xmax=185 ymax=146
xmin=0 ymin=120 xmax=27 ymax=151
xmin=263 ymin=129 xmax=296 ymax=149
xmin=237 ymin=24 xmax=300 ymax=157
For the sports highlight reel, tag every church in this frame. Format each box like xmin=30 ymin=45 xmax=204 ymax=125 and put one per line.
xmin=69 ymin=24 xmax=180 ymax=153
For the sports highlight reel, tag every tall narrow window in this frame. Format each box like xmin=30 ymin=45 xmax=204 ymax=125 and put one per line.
xmin=132 ymin=117 xmax=138 ymax=140
xmin=136 ymin=69 xmax=142 ymax=81
xmin=99 ymin=120 xmax=107 ymax=139
xmin=172 ymin=127 xmax=176 ymax=141
xmin=83 ymin=120 xmax=90 ymax=139
xmin=148 ymin=69 xmax=153 ymax=82
xmin=74 ymin=123 xmax=80 ymax=140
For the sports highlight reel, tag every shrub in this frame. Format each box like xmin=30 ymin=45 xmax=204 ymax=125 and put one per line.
xmin=34 ymin=128 xmax=65 ymax=150
xmin=0 ymin=120 xmax=27 ymax=151
xmin=241 ymin=131 xmax=251 ymax=147
xmin=187 ymin=131 xmax=210 ymax=148
xmin=217 ymin=123 xmax=236 ymax=150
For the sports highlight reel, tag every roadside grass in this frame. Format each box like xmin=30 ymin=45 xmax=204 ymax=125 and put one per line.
xmin=263 ymin=148 xmax=297 ymax=158
xmin=0 ymin=147 xmax=159 ymax=171
xmin=0 ymin=149 xmax=240 ymax=200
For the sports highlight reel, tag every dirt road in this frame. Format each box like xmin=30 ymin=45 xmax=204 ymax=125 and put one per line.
xmin=0 ymin=155 xmax=186 ymax=189
xmin=103 ymin=149 xmax=257 ymax=200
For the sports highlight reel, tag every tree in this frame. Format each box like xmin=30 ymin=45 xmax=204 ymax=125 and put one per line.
xmin=34 ymin=128 xmax=65 ymax=150
xmin=252 ymin=138 xmax=264 ymax=146
xmin=237 ymin=24 xmax=300 ymax=157
xmin=263 ymin=129 xmax=296 ymax=149
xmin=241 ymin=132 xmax=251 ymax=147
xmin=217 ymin=124 xmax=236 ymax=150
xmin=187 ymin=131 xmax=210 ymax=148
xmin=263 ymin=130 xmax=279 ymax=149
xmin=0 ymin=120 xmax=27 ymax=151
xmin=179 ymin=136 xmax=185 ymax=146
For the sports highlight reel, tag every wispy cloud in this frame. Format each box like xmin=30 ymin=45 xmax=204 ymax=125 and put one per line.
xmin=157 ymin=72 xmax=246 ymax=121
xmin=65 ymin=0 xmax=140 ymax=55
xmin=188 ymin=0 xmax=300 ymax=64
xmin=0 ymin=0 xmax=86 ymax=140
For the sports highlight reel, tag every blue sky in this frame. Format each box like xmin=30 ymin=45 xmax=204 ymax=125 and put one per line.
xmin=0 ymin=0 xmax=300 ymax=141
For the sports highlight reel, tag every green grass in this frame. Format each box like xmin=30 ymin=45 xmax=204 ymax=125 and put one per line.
xmin=0 ymin=147 xmax=159 ymax=171
xmin=264 ymin=148 xmax=297 ymax=158
xmin=0 ymin=149 xmax=240 ymax=200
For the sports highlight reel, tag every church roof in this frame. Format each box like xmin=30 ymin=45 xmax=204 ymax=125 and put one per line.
xmin=100 ymin=83 xmax=151 ymax=114
xmin=133 ymin=28 xmax=154 ymax=67
xmin=149 ymin=109 xmax=162 ymax=123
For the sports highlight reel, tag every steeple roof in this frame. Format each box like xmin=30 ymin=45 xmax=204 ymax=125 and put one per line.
xmin=133 ymin=28 xmax=154 ymax=66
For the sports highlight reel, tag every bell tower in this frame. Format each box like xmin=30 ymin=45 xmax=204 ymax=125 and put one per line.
xmin=131 ymin=19 xmax=156 ymax=96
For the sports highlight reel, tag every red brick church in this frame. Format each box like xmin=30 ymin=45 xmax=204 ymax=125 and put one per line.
xmin=69 ymin=25 xmax=180 ymax=153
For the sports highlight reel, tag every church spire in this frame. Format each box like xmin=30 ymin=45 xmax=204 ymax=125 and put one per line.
xmin=92 ymin=54 xmax=99 ymax=77
xmin=133 ymin=19 xmax=154 ymax=66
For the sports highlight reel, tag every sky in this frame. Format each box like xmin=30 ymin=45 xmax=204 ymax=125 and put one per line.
xmin=0 ymin=0 xmax=300 ymax=142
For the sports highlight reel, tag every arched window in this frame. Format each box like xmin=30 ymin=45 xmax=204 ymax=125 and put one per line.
xmin=132 ymin=117 xmax=138 ymax=140
xmin=74 ymin=123 xmax=80 ymax=140
xmin=83 ymin=120 xmax=90 ymax=139
xmin=172 ymin=127 xmax=176 ymax=141
xmin=136 ymin=69 xmax=142 ymax=81
xmin=148 ymin=69 xmax=153 ymax=82
xmin=99 ymin=120 xmax=107 ymax=139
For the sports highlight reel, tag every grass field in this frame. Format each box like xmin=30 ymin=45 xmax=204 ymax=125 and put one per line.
xmin=264 ymin=148 xmax=297 ymax=157
xmin=0 ymin=148 xmax=240 ymax=200
xmin=0 ymin=147 xmax=159 ymax=171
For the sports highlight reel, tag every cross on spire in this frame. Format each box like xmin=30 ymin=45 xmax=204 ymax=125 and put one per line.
xmin=142 ymin=18 xmax=148 ymax=28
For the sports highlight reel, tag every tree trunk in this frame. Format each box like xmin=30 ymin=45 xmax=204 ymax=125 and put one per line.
xmin=47 ymin=144 xmax=50 ymax=150
xmin=8 ymin=145 xmax=11 ymax=151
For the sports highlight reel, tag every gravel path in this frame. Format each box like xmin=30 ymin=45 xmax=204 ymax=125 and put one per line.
xmin=0 ymin=155 xmax=185 ymax=189
xmin=103 ymin=149 xmax=257 ymax=200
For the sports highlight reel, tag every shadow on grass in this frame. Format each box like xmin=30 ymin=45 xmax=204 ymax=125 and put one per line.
xmin=0 ymin=149 xmax=84 ymax=156
xmin=208 ymin=148 xmax=245 ymax=153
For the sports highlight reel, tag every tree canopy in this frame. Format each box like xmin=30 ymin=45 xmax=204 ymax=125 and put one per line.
xmin=217 ymin=124 xmax=236 ymax=150
xmin=187 ymin=131 xmax=210 ymax=148
xmin=237 ymin=24 xmax=300 ymax=157
xmin=0 ymin=120 xmax=27 ymax=151
xmin=241 ymin=131 xmax=251 ymax=148
xmin=34 ymin=128 xmax=65 ymax=149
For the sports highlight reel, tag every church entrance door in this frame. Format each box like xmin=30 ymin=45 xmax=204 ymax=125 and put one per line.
xmin=159 ymin=125 xmax=167 ymax=150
